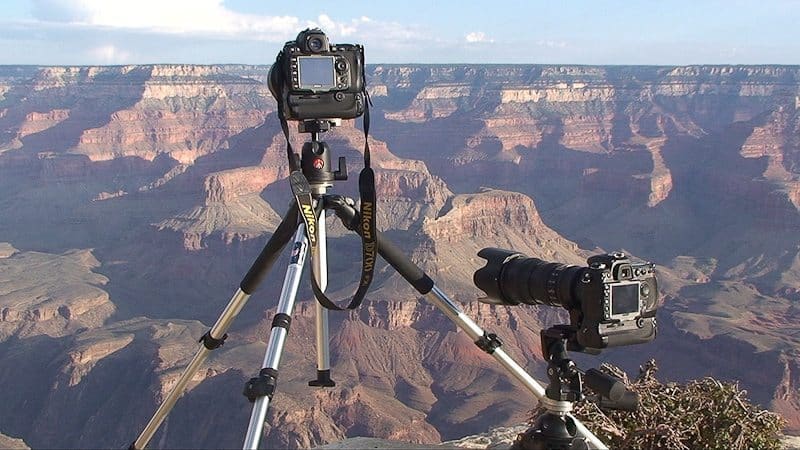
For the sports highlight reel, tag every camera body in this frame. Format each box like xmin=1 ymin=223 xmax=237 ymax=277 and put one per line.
xmin=474 ymin=248 xmax=658 ymax=352
xmin=572 ymin=252 xmax=657 ymax=350
xmin=269 ymin=28 xmax=366 ymax=121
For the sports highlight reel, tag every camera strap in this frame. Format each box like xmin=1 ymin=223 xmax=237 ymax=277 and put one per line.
xmin=275 ymin=71 xmax=377 ymax=311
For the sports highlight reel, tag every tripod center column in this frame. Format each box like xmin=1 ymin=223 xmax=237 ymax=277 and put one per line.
xmin=309 ymin=200 xmax=336 ymax=387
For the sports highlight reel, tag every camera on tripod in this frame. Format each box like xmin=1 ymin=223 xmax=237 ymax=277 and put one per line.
xmin=474 ymin=249 xmax=658 ymax=352
xmin=474 ymin=249 xmax=659 ymax=449
xmin=269 ymin=28 xmax=366 ymax=121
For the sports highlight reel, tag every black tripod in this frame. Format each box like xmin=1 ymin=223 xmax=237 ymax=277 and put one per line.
xmin=130 ymin=121 xmax=608 ymax=449
xmin=512 ymin=326 xmax=638 ymax=450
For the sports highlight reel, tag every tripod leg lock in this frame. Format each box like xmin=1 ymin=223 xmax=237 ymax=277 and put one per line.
xmin=475 ymin=332 xmax=503 ymax=354
xmin=199 ymin=331 xmax=228 ymax=350
xmin=271 ymin=313 xmax=292 ymax=330
xmin=243 ymin=368 xmax=279 ymax=403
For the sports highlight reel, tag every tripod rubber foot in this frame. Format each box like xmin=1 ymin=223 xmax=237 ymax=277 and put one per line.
xmin=512 ymin=414 xmax=588 ymax=450
xmin=308 ymin=369 xmax=336 ymax=387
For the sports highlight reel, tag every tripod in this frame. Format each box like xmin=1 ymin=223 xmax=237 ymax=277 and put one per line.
xmin=130 ymin=121 xmax=608 ymax=450
xmin=512 ymin=326 xmax=637 ymax=450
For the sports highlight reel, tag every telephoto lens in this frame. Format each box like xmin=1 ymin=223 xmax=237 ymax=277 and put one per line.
xmin=473 ymin=248 xmax=583 ymax=309
xmin=473 ymin=247 xmax=659 ymax=351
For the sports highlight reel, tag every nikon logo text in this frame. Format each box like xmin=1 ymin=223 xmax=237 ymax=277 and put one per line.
xmin=361 ymin=201 xmax=373 ymax=240
xmin=302 ymin=204 xmax=316 ymax=244
xmin=360 ymin=201 xmax=375 ymax=285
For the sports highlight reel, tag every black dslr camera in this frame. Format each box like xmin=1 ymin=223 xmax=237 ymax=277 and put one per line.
xmin=474 ymin=249 xmax=658 ymax=352
xmin=268 ymin=28 xmax=366 ymax=120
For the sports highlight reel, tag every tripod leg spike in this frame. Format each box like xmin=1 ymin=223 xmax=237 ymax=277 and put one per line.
xmin=308 ymin=369 xmax=336 ymax=387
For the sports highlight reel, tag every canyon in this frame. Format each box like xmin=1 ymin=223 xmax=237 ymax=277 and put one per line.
xmin=0 ymin=64 xmax=798 ymax=448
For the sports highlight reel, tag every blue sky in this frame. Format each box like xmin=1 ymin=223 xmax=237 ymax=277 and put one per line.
xmin=1 ymin=0 xmax=798 ymax=65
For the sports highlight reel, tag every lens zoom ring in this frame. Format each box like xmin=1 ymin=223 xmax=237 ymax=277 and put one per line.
xmin=546 ymin=264 xmax=566 ymax=306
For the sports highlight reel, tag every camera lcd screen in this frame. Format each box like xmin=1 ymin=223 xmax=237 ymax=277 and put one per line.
xmin=611 ymin=282 xmax=640 ymax=316
xmin=298 ymin=56 xmax=336 ymax=90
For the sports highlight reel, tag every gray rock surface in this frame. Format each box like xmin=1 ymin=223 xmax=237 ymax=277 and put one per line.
xmin=0 ymin=243 xmax=17 ymax=258
xmin=441 ymin=425 xmax=527 ymax=449
xmin=315 ymin=425 xmax=528 ymax=449
xmin=316 ymin=436 xmax=459 ymax=449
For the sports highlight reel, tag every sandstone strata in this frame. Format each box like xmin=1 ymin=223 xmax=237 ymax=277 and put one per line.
xmin=1 ymin=65 xmax=273 ymax=165
xmin=371 ymin=65 xmax=800 ymax=218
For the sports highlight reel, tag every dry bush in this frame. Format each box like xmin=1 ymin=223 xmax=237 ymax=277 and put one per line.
xmin=531 ymin=360 xmax=785 ymax=449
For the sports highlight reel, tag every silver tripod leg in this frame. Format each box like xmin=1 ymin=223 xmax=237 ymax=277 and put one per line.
xmin=311 ymin=212 xmax=335 ymax=386
xmin=131 ymin=205 xmax=298 ymax=450
xmin=132 ymin=290 xmax=251 ymax=449
xmin=424 ymin=286 xmax=608 ymax=450
xmin=242 ymin=226 xmax=309 ymax=450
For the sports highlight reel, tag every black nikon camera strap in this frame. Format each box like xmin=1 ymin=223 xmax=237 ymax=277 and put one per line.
xmin=274 ymin=50 xmax=377 ymax=311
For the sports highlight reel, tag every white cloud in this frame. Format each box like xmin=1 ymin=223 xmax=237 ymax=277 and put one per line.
xmin=31 ymin=0 xmax=302 ymax=39
xmin=308 ymin=14 xmax=367 ymax=38
xmin=6 ymin=1 xmax=433 ymax=64
xmin=465 ymin=31 xmax=493 ymax=43
xmin=26 ymin=1 xmax=397 ymax=44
